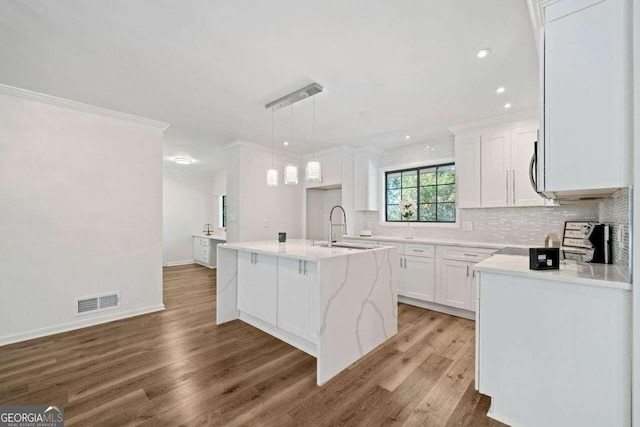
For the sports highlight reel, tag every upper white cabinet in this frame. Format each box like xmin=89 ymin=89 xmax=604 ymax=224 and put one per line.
xmin=353 ymin=150 xmax=380 ymax=211
xmin=481 ymin=131 xmax=512 ymax=208
xmin=454 ymin=136 xmax=481 ymax=209
xmin=306 ymin=156 xmax=342 ymax=189
xmin=540 ymin=0 xmax=631 ymax=193
xmin=455 ymin=119 xmax=545 ymax=209
xmin=481 ymin=126 xmax=545 ymax=208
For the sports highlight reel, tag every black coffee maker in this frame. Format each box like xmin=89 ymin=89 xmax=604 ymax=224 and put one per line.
xmin=585 ymin=224 xmax=612 ymax=264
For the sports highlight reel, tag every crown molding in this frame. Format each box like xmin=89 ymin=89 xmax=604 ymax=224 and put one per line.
xmin=221 ymin=139 xmax=302 ymax=159
xmin=0 ymin=84 xmax=169 ymax=130
xmin=302 ymin=145 xmax=356 ymax=159
xmin=448 ymin=108 xmax=539 ymax=135
xmin=527 ymin=0 xmax=545 ymax=51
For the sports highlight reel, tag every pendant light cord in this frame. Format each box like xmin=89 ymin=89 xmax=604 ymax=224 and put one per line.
xmin=271 ymin=108 xmax=274 ymax=167
xmin=312 ymin=95 xmax=316 ymax=160
xmin=290 ymin=104 xmax=294 ymax=149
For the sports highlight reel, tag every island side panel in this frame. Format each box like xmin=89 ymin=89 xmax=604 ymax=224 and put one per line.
xmin=317 ymin=247 xmax=398 ymax=385
xmin=216 ymin=246 xmax=239 ymax=324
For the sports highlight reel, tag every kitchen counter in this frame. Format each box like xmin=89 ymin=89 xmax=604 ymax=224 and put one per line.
xmin=221 ymin=239 xmax=389 ymax=261
xmin=193 ymin=234 xmax=227 ymax=241
xmin=217 ymin=239 xmax=398 ymax=385
xmin=473 ymin=254 xmax=631 ymax=290
xmin=344 ymin=235 xmax=529 ymax=250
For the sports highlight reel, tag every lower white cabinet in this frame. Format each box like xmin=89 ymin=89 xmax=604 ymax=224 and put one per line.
xmin=237 ymin=251 xmax=278 ymax=325
xmin=277 ymin=257 xmax=318 ymax=342
xmin=193 ymin=237 xmax=210 ymax=264
xmin=435 ymin=259 xmax=475 ymax=311
xmin=399 ymin=255 xmax=435 ymax=302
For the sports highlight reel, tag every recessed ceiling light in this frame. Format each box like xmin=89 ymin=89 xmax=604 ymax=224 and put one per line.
xmin=495 ymin=87 xmax=506 ymax=94
xmin=283 ymin=141 xmax=289 ymax=146
xmin=476 ymin=49 xmax=491 ymax=59
xmin=405 ymin=135 xmax=411 ymax=139
xmin=174 ymin=157 xmax=193 ymax=165
xmin=503 ymin=103 xmax=512 ymax=109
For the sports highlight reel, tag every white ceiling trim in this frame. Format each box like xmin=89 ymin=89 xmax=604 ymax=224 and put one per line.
xmin=0 ymin=83 xmax=170 ymax=130
xmin=302 ymin=145 xmax=356 ymax=160
xmin=527 ymin=0 xmax=545 ymax=51
xmin=221 ymin=139 xmax=302 ymax=160
xmin=448 ymin=108 xmax=539 ymax=135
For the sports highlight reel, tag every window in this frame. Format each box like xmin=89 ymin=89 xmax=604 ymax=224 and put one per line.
xmin=220 ymin=195 xmax=227 ymax=228
xmin=385 ymin=163 xmax=456 ymax=223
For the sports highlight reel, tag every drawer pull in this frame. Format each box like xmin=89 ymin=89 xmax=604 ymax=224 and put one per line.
xmin=463 ymin=253 xmax=477 ymax=257
xmin=412 ymin=249 xmax=424 ymax=253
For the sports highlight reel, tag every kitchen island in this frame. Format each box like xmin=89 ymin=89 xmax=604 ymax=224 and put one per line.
xmin=216 ymin=239 xmax=398 ymax=385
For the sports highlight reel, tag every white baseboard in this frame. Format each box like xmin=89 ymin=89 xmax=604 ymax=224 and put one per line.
xmin=0 ymin=304 xmax=166 ymax=347
xmin=164 ymin=260 xmax=196 ymax=267
xmin=398 ymin=296 xmax=475 ymax=320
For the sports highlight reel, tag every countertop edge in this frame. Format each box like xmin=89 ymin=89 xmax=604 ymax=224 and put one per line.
xmin=219 ymin=241 xmax=396 ymax=261
xmin=343 ymin=235 xmax=527 ymax=250
xmin=473 ymin=263 xmax=632 ymax=291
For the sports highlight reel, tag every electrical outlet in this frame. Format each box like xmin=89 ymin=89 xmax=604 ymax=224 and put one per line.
xmin=264 ymin=219 xmax=270 ymax=228
xmin=462 ymin=221 xmax=473 ymax=231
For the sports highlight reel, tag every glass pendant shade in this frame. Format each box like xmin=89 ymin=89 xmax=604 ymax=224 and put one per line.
xmin=284 ymin=164 xmax=299 ymax=185
xmin=266 ymin=168 xmax=278 ymax=187
xmin=305 ymin=160 xmax=322 ymax=182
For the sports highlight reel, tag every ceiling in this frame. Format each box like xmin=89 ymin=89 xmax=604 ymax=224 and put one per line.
xmin=0 ymin=0 xmax=539 ymax=173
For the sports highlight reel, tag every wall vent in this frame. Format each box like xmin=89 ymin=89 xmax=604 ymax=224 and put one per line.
xmin=75 ymin=292 xmax=120 ymax=316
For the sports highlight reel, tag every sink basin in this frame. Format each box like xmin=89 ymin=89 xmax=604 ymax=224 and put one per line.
xmin=318 ymin=243 xmax=378 ymax=250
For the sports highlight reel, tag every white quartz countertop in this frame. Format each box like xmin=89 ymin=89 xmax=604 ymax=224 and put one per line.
xmin=344 ymin=235 xmax=529 ymax=250
xmin=474 ymin=254 xmax=631 ymax=290
xmin=193 ymin=234 xmax=227 ymax=241
xmin=220 ymin=239 xmax=394 ymax=261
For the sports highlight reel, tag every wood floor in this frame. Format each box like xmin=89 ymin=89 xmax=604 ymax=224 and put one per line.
xmin=0 ymin=264 xmax=505 ymax=426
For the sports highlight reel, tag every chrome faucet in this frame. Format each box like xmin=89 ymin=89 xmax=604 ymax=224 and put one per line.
xmin=328 ymin=205 xmax=347 ymax=247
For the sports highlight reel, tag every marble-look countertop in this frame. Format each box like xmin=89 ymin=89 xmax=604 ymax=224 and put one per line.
xmin=474 ymin=254 xmax=631 ymax=290
xmin=220 ymin=239 xmax=393 ymax=261
xmin=193 ymin=234 xmax=227 ymax=241
xmin=344 ymin=235 xmax=529 ymax=250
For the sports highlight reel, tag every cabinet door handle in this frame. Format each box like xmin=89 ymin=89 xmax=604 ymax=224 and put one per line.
xmin=505 ymin=170 xmax=509 ymax=205
xmin=466 ymin=264 xmax=469 ymax=276
xmin=299 ymin=259 xmax=302 ymax=274
xmin=400 ymin=257 xmax=403 ymax=268
xmin=512 ymin=169 xmax=516 ymax=205
xmin=472 ymin=269 xmax=476 ymax=278
xmin=303 ymin=261 xmax=307 ymax=275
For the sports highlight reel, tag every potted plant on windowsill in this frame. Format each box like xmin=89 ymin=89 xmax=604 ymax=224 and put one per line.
xmin=399 ymin=199 xmax=416 ymax=239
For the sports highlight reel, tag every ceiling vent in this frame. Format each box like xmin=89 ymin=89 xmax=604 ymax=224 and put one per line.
xmin=75 ymin=292 xmax=120 ymax=316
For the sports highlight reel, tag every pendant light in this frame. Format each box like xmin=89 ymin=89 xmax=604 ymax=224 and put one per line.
xmin=266 ymin=108 xmax=278 ymax=187
xmin=305 ymin=95 xmax=322 ymax=182
xmin=284 ymin=105 xmax=299 ymax=185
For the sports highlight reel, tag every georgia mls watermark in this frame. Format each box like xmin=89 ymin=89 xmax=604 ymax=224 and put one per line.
xmin=0 ymin=406 xmax=64 ymax=427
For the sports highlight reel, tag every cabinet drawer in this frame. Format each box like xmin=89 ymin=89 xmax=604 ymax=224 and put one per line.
xmin=437 ymin=246 xmax=495 ymax=262
xmin=405 ymin=244 xmax=435 ymax=258
xmin=377 ymin=241 xmax=405 ymax=255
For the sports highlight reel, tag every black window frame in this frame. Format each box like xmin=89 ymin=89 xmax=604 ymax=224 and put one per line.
xmin=384 ymin=163 xmax=456 ymax=223
xmin=221 ymin=195 xmax=227 ymax=228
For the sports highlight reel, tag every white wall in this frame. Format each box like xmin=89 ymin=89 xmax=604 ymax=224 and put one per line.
xmin=306 ymin=188 xmax=342 ymax=240
xmin=0 ymin=88 xmax=166 ymax=346
xmin=162 ymin=170 xmax=219 ymax=266
xmin=225 ymin=143 xmax=303 ymax=242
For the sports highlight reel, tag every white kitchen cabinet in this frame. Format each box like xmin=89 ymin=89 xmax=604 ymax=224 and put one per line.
xmin=480 ymin=126 xmax=545 ymax=208
xmin=237 ymin=251 xmax=278 ymax=324
xmin=510 ymin=126 xmax=544 ymax=206
xmin=541 ymin=0 xmax=631 ymax=193
xmin=435 ymin=258 xmax=475 ymax=311
xmin=193 ymin=237 xmax=210 ymax=265
xmin=277 ymin=257 xmax=318 ymax=342
xmin=401 ymin=255 xmax=436 ymax=302
xmin=480 ymin=130 xmax=511 ymax=207
xmin=454 ymin=136 xmax=481 ymax=209
xmin=306 ymin=157 xmax=342 ymax=189
xmin=353 ymin=151 xmax=379 ymax=211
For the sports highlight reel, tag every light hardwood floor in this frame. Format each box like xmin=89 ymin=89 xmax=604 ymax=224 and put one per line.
xmin=0 ymin=264 xmax=505 ymax=426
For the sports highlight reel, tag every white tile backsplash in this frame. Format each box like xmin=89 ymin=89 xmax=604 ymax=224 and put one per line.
xmin=599 ymin=188 xmax=630 ymax=269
